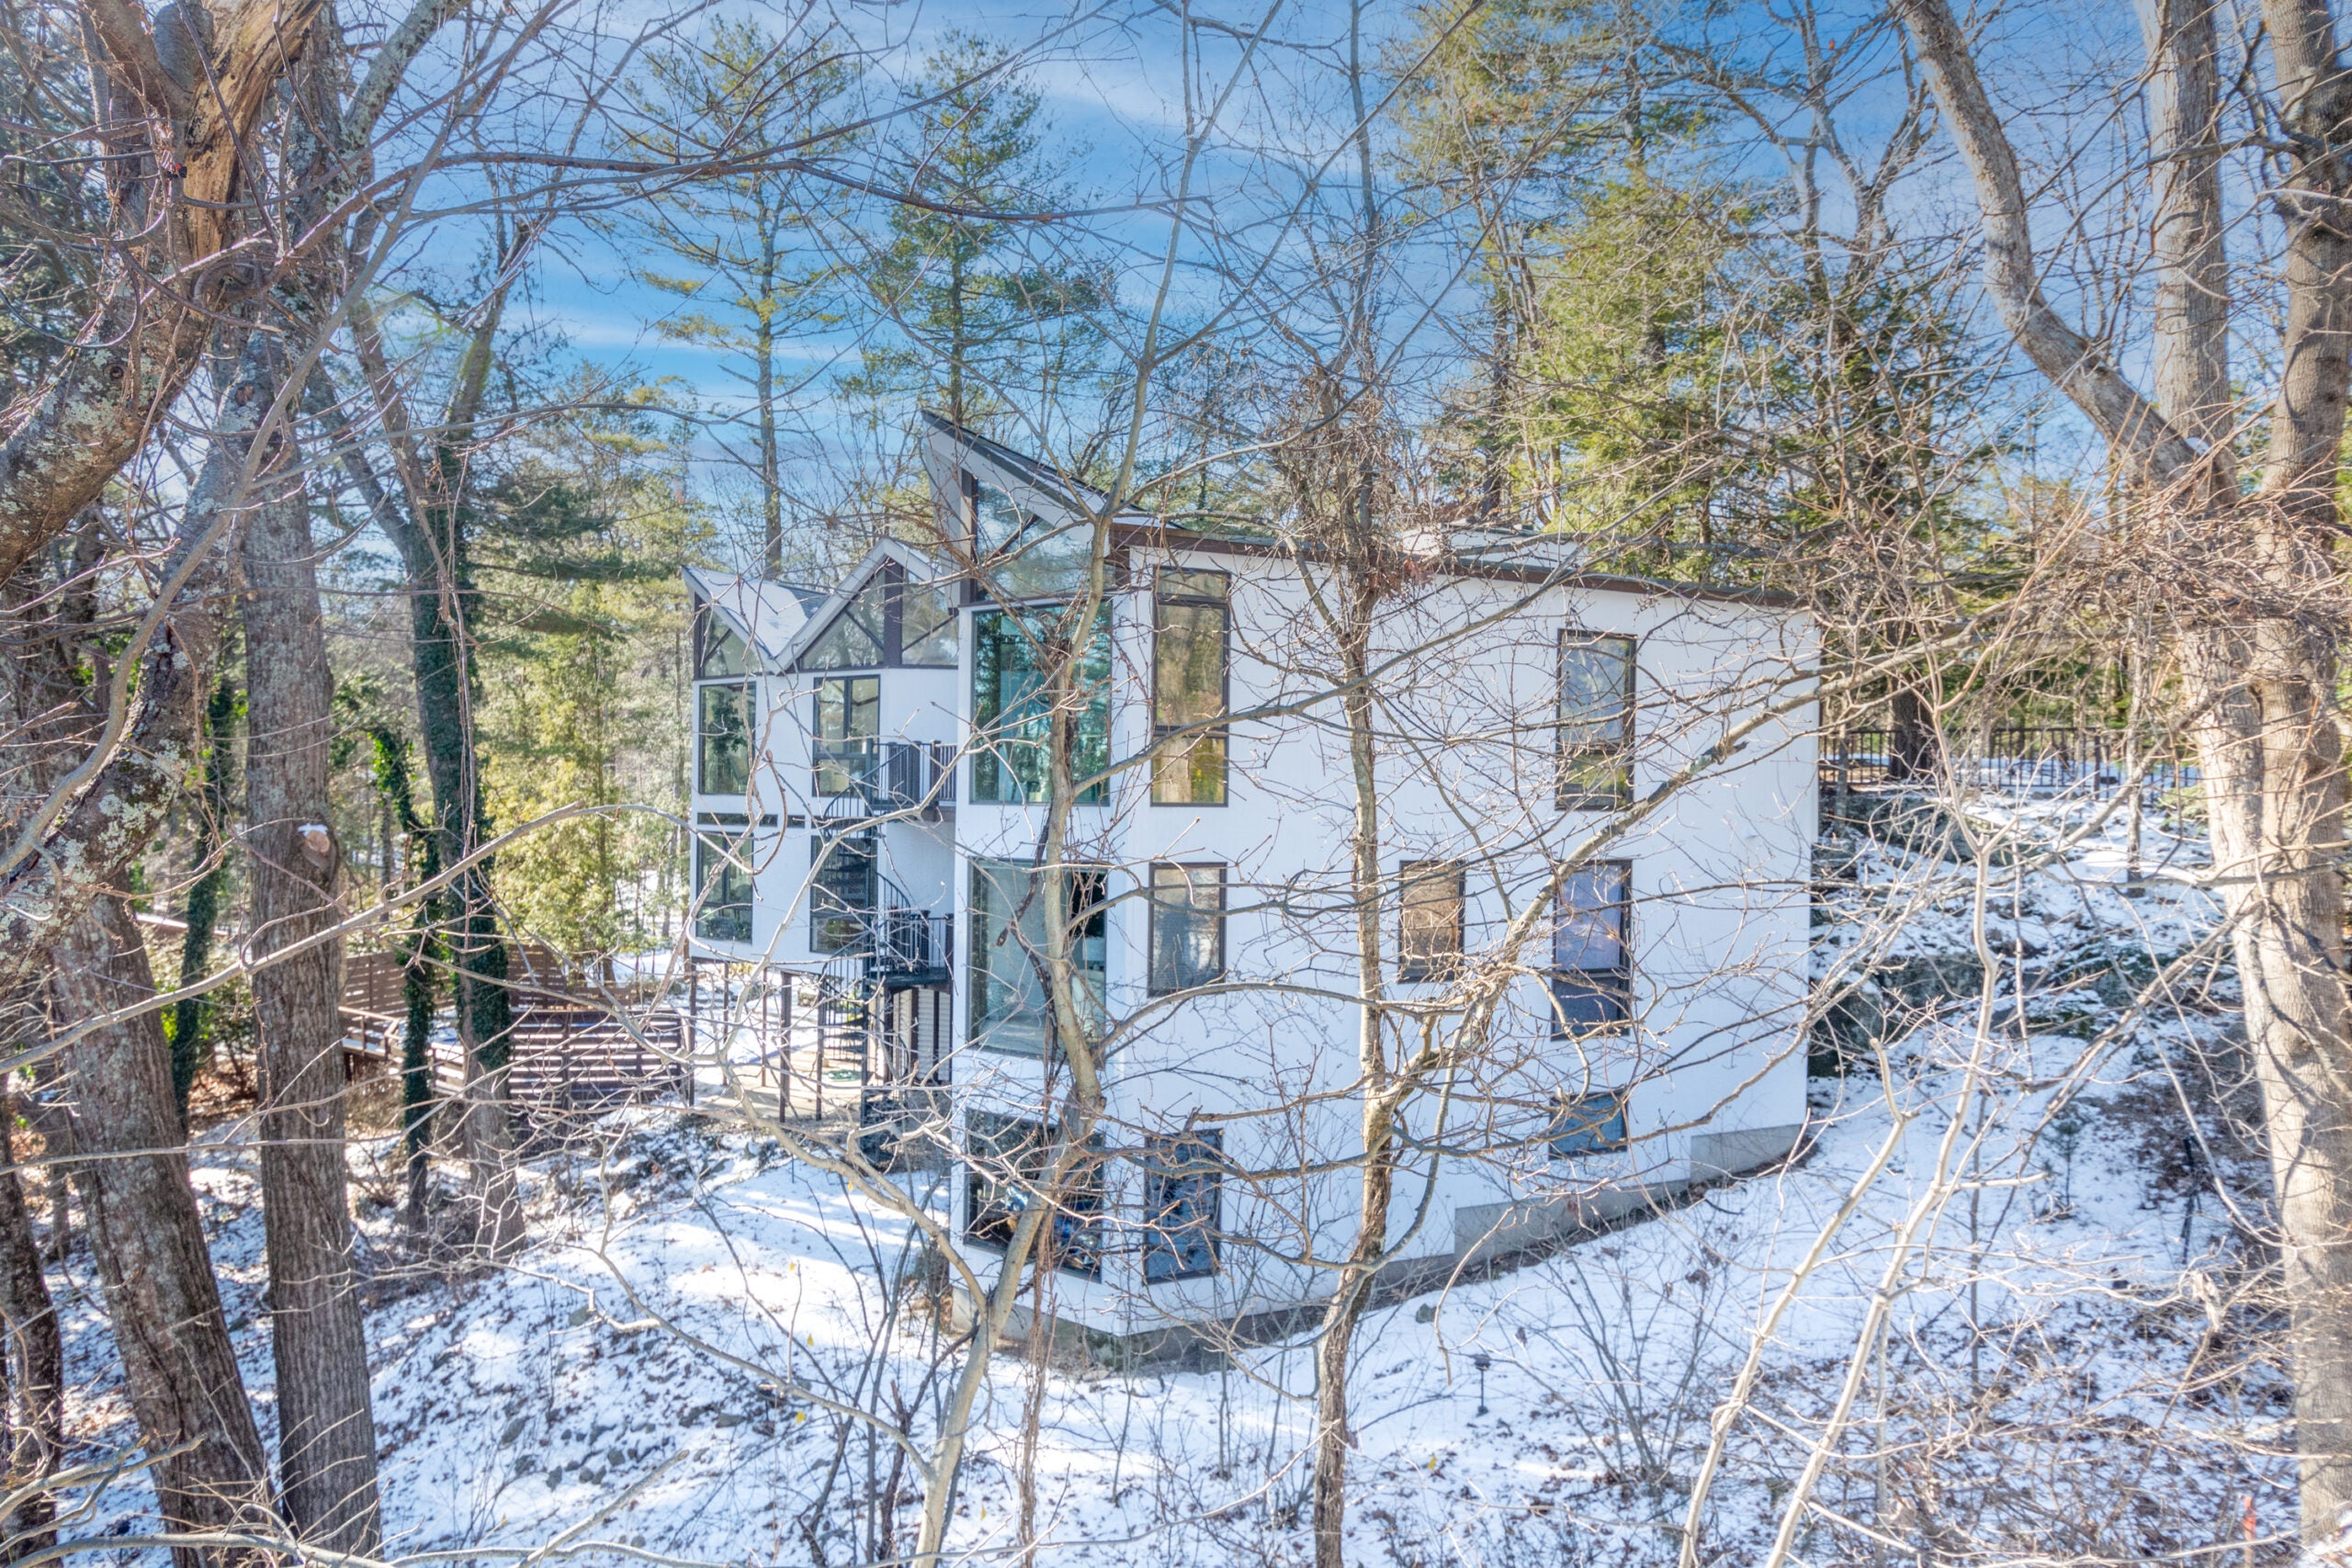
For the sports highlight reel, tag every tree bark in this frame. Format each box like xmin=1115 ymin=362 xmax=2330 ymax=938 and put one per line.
xmin=1886 ymin=684 xmax=1938 ymax=782
xmin=345 ymin=296 xmax=524 ymax=1259
xmin=2140 ymin=0 xmax=2233 ymax=474
xmin=47 ymin=895 xmax=271 ymax=1568
xmin=173 ymin=675 xmax=240 ymax=1122
xmin=0 ymin=1104 xmax=61 ymax=1561
xmin=0 ymin=330 xmax=268 ymax=1006
xmin=0 ymin=0 xmax=324 ymax=584
xmin=241 ymin=388 xmax=382 ymax=1551
xmin=1894 ymin=0 xmax=2352 ymax=1544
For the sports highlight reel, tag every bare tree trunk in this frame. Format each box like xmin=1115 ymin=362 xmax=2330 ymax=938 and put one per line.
xmin=1886 ymin=685 xmax=1938 ymax=782
xmin=1310 ymin=576 xmax=1391 ymax=1568
xmin=1894 ymin=0 xmax=2352 ymax=1542
xmin=0 ymin=1094 xmax=60 ymax=1559
xmin=48 ymin=896 xmax=271 ymax=1567
xmin=241 ymin=399 xmax=383 ymax=1551
xmin=2181 ymin=626 xmax=2352 ymax=1541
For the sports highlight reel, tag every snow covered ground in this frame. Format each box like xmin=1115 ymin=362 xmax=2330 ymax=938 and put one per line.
xmin=45 ymin=795 xmax=2299 ymax=1565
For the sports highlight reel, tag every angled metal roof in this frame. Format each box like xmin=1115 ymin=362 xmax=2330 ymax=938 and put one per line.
xmin=773 ymin=538 xmax=954 ymax=671
xmin=683 ymin=566 xmax=826 ymax=670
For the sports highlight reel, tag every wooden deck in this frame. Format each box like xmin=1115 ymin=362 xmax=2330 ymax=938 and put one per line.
xmin=334 ymin=946 xmax=947 ymax=1156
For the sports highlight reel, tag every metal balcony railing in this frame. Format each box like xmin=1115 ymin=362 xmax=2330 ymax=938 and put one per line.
xmin=815 ymin=739 xmax=956 ymax=819
xmin=865 ymin=906 xmax=954 ymax=981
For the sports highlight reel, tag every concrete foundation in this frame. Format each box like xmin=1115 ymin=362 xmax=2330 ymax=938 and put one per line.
xmin=966 ymin=1120 xmax=1811 ymax=1370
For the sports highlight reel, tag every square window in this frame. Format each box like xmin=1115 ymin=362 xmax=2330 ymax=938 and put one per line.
xmin=1148 ymin=863 xmax=1226 ymax=995
xmin=1558 ymin=631 xmax=1634 ymax=810
xmin=963 ymin=1112 xmax=1103 ymax=1278
xmin=1398 ymin=861 xmax=1464 ymax=982
xmin=1142 ymin=1130 xmax=1223 ymax=1282
xmin=1553 ymin=861 xmax=1631 ymax=1037
xmin=1549 ymin=1091 xmax=1629 ymax=1157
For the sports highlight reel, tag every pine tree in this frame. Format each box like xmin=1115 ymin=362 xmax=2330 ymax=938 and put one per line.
xmin=843 ymin=35 xmax=1107 ymax=434
xmin=618 ymin=19 xmax=859 ymax=575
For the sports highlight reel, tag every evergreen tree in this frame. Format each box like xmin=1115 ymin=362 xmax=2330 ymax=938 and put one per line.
xmin=618 ymin=19 xmax=860 ymax=575
xmin=842 ymin=35 xmax=1108 ymax=435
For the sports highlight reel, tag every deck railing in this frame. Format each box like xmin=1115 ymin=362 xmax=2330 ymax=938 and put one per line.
xmin=1822 ymin=727 xmax=2201 ymax=798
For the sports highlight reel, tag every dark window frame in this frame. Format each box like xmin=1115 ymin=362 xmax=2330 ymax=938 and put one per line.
xmin=695 ymin=680 xmax=754 ymax=796
xmin=963 ymin=1111 xmax=1104 ymax=1279
xmin=1397 ymin=860 xmax=1466 ymax=983
xmin=1146 ymin=862 xmax=1227 ymax=996
xmin=896 ymin=569 xmax=960 ymax=668
xmin=961 ymin=477 xmax=1097 ymax=600
xmin=1551 ymin=859 xmax=1633 ymax=1037
xmin=968 ymin=858 xmax=1110 ymax=1057
xmin=1556 ymin=629 xmax=1636 ymax=811
xmin=692 ymin=829 xmax=753 ymax=943
xmin=797 ymin=559 xmax=962 ymax=672
xmin=1142 ymin=1129 xmax=1224 ymax=1283
xmin=693 ymin=605 xmax=751 ymax=681
xmin=1152 ymin=568 xmax=1231 ymax=807
xmin=968 ymin=604 xmax=1112 ymax=806
xmin=1548 ymin=1090 xmax=1630 ymax=1157
xmin=812 ymin=673 xmax=881 ymax=797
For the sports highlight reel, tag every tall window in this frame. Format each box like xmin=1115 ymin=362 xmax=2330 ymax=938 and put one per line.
xmin=970 ymin=605 xmax=1112 ymax=805
xmin=964 ymin=1111 xmax=1103 ymax=1277
xmin=696 ymin=682 xmax=753 ymax=796
xmin=1148 ymin=863 xmax=1227 ymax=994
xmin=809 ymin=832 xmax=877 ymax=953
xmin=1153 ymin=570 xmax=1228 ymax=805
xmin=969 ymin=858 xmax=1106 ymax=1055
xmin=1398 ymin=861 xmax=1465 ymax=983
xmin=1553 ymin=860 xmax=1632 ymax=1035
xmin=693 ymin=829 xmax=752 ymax=943
xmin=1143 ymin=1130 xmax=1223 ymax=1283
xmin=1558 ymin=631 xmax=1635 ymax=809
xmin=813 ymin=675 xmax=879 ymax=796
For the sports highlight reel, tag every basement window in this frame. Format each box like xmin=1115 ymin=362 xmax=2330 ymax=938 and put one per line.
xmin=1142 ymin=1130 xmax=1223 ymax=1283
xmin=964 ymin=1111 xmax=1103 ymax=1278
xmin=1548 ymin=1091 xmax=1629 ymax=1157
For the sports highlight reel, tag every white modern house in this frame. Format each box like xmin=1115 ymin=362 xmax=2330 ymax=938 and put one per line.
xmin=685 ymin=414 xmax=1818 ymax=1349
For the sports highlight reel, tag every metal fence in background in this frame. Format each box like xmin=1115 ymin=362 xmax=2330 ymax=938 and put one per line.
xmin=1822 ymin=727 xmax=2202 ymax=799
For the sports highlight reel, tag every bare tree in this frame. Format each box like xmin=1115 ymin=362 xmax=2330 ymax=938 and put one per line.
xmin=1889 ymin=0 xmax=2352 ymax=1545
